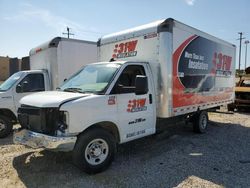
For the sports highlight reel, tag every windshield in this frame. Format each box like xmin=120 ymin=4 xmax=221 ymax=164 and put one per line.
xmin=0 ymin=72 xmax=24 ymax=91
xmin=60 ymin=63 xmax=121 ymax=94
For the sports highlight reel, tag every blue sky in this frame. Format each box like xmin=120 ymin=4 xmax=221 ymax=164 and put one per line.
xmin=0 ymin=0 xmax=249 ymax=68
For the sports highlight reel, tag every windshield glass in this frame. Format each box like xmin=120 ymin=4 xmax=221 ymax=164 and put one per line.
xmin=0 ymin=71 xmax=24 ymax=91
xmin=60 ymin=63 xmax=121 ymax=94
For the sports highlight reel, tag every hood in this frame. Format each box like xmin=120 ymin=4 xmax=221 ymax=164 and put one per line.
xmin=20 ymin=91 xmax=90 ymax=108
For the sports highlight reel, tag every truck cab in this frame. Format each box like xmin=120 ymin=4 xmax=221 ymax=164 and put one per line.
xmin=0 ymin=70 xmax=49 ymax=137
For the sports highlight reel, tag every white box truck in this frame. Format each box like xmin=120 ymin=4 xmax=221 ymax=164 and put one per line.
xmin=14 ymin=18 xmax=236 ymax=174
xmin=0 ymin=37 xmax=97 ymax=138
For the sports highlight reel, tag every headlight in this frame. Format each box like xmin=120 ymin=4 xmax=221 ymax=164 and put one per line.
xmin=62 ymin=111 xmax=69 ymax=125
xmin=58 ymin=111 xmax=69 ymax=133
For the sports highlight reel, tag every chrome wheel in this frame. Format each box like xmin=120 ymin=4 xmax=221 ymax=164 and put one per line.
xmin=193 ymin=111 xmax=208 ymax=133
xmin=84 ymin=138 xmax=109 ymax=165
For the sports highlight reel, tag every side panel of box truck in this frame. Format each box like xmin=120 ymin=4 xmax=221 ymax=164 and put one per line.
xmin=30 ymin=37 xmax=97 ymax=90
xmin=172 ymin=23 xmax=236 ymax=116
xmin=57 ymin=39 xmax=97 ymax=90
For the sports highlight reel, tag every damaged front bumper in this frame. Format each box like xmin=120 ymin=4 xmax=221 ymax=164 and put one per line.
xmin=13 ymin=129 xmax=77 ymax=151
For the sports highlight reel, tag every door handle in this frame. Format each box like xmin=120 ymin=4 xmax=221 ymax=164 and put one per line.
xmin=149 ymin=94 xmax=152 ymax=104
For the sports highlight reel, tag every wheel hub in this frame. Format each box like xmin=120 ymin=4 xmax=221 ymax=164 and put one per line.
xmin=91 ymin=145 xmax=102 ymax=157
xmin=85 ymin=138 xmax=109 ymax=165
xmin=200 ymin=115 xmax=207 ymax=129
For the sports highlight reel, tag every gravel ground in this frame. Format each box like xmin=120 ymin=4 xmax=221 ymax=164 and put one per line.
xmin=0 ymin=108 xmax=250 ymax=188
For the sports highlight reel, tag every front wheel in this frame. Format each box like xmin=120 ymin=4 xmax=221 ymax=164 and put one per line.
xmin=72 ymin=128 xmax=116 ymax=174
xmin=0 ymin=115 xmax=13 ymax=138
xmin=192 ymin=111 xmax=208 ymax=133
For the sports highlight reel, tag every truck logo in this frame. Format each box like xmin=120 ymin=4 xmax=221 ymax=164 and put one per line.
xmin=108 ymin=96 xmax=116 ymax=105
xmin=212 ymin=52 xmax=232 ymax=76
xmin=127 ymin=98 xmax=147 ymax=113
xmin=112 ymin=40 xmax=138 ymax=59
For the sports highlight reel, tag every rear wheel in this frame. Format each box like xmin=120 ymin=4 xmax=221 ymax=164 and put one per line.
xmin=72 ymin=128 xmax=116 ymax=174
xmin=192 ymin=111 xmax=208 ymax=133
xmin=0 ymin=115 xmax=13 ymax=138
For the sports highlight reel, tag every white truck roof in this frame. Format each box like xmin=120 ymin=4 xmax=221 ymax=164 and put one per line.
xmin=99 ymin=18 xmax=235 ymax=48
xmin=29 ymin=37 xmax=96 ymax=56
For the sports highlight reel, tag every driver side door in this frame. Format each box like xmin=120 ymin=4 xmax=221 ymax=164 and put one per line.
xmin=111 ymin=64 xmax=156 ymax=143
xmin=13 ymin=73 xmax=45 ymax=111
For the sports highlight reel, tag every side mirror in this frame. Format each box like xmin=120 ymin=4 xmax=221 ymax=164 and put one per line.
xmin=16 ymin=81 xmax=29 ymax=93
xmin=135 ymin=75 xmax=148 ymax=95
xmin=16 ymin=84 xmax=22 ymax=93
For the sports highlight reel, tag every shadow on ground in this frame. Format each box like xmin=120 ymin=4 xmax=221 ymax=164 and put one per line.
xmin=13 ymin=119 xmax=250 ymax=188
xmin=0 ymin=132 xmax=14 ymax=146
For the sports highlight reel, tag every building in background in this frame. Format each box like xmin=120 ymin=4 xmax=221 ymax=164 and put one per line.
xmin=0 ymin=56 xmax=30 ymax=81
xmin=0 ymin=56 xmax=10 ymax=81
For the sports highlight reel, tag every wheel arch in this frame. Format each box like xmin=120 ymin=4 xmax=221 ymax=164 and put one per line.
xmin=79 ymin=121 xmax=120 ymax=143
xmin=0 ymin=109 xmax=17 ymax=123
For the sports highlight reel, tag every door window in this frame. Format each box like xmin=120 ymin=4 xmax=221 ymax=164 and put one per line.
xmin=112 ymin=65 xmax=145 ymax=94
xmin=16 ymin=74 xmax=45 ymax=93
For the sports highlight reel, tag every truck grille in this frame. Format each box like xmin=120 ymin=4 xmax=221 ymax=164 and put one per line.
xmin=18 ymin=105 xmax=59 ymax=136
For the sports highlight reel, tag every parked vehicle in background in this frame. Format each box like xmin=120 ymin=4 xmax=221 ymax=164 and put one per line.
xmin=14 ymin=18 xmax=236 ymax=174
xmin=0 ymin=37 xmax=97 ymax=138
xmin=227 ymin=76 xmax=250 ymax=111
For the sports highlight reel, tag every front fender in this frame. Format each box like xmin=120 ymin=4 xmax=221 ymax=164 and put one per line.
xmin=60 ymin=95 xmax=120 ymax=135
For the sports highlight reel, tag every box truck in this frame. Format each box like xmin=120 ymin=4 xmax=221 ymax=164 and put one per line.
xmin=14 ymin=18 xmax=236 ymax=174
xmin=0 ymin=37 xmax=97 ymax=138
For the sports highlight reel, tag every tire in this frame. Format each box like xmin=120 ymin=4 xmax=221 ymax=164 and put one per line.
xmin=192 ymin=111 xmax=208 ymax=133
xmin=0 ymin=115 xmax=13 ymax=138
xmin=72 ymin=127 xmax=116 ymax=174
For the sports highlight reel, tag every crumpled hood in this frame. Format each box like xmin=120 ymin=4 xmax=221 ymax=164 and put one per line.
xmin=20 ymin=91 xmax=89 ymax=108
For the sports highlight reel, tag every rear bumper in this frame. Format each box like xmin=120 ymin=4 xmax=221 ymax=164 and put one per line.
xmin=13 ymin=129 xmax=77 ymax=151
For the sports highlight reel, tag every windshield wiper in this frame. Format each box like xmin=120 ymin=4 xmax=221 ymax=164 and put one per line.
xmin=63 ymin=87 xmax=83 ymax=93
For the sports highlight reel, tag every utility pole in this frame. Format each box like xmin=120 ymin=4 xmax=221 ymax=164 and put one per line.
xmin=245 ymin=40 xmax=249 ymax=71
xmin=62 ymin=27 xmax=74 ymax=38
xmin=237 ymin=32 xmax=245 ymax=71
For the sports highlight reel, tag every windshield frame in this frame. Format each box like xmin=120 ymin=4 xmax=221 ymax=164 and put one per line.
xmin=59 ymin=63 xmax=122 ymax=95
xmin=0 ymin=71 xmax=24 ymax=92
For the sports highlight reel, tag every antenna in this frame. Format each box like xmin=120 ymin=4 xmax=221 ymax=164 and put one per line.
xmin=62 ymin=27 xmax=74 ymax=38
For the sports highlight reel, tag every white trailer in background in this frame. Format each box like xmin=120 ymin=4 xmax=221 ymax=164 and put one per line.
xmin=0 ymin=37 xmax=97 ymax=137
xmin=14 ymin=18 xmax=236 ymax=174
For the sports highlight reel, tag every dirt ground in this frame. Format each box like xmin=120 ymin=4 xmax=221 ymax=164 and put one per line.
xmin=0 ymin=108 xmax=250 ymax=188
